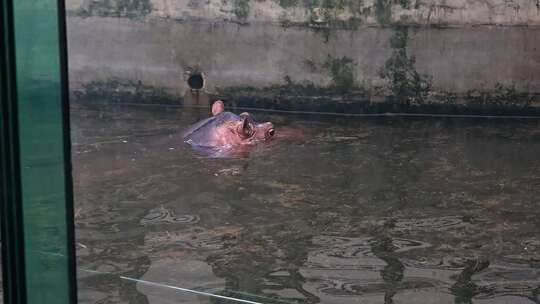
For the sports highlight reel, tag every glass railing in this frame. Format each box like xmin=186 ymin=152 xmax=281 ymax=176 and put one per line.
xmin=1 ymin=0 xmax=77 ymax=303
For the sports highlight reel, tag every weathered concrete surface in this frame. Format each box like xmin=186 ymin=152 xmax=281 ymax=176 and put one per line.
xmin=66 ymin=0 xmax=540 ymax=114
xmin=68 ymin=0 xmax=540 ymax=26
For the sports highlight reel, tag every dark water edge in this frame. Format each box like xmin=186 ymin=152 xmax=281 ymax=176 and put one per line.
xmin=217 ymin=92 xmax=540 ymax=117
xmin=71 ymin=84 xmax=540 ymax=117
xmin=70 ymin=101 xmax=540 ymax=304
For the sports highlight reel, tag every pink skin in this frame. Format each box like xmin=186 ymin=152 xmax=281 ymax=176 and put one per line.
xmin=207 ymin=100 xmax=275 ymax=147
xmin=212 ymin=100 xmax=225 ymax=116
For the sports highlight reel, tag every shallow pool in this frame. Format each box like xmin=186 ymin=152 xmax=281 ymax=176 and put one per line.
xmin=72 ymin=102 xmax=540 ymax=304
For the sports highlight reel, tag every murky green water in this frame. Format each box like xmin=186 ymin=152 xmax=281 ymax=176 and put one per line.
xmin=72 ymin=102 xmax=540 ymax=304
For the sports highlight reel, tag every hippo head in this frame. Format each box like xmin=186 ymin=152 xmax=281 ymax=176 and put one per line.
xmin=212 ymin=112 xmax=275 ymax=146
xmin=183 ymin=100 xmax=275 ymax=151
xmin=238 ymin=112 xmax=275 ymax=141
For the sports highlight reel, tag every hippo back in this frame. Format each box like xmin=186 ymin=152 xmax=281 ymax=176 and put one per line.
xmin=183 ymin=112 xmax=239 ymax=146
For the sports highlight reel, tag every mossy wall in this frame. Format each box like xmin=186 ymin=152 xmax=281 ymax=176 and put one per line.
xmin=67 ymin=0 xmax=540 ymax=115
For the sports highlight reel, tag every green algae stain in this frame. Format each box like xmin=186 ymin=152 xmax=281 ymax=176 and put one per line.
xmin=323 ymin=55 xmax=356 ymax=93
xmin=75 ymin=78 xmax=179 ymax=104
xmin=380 ymin=26 xmax=432 ymax=104
xmin=275 ymin=0 xmax=299 ymax=8
xmin=374 ymin=0 xmax=392 ymax=24
xmin=278 ymin=0 xmax=364 ymax=43
xmin=75 ymin=0 xmax=152 ymax=18
xmin=234 ymin=0 xmax=250 ymax=21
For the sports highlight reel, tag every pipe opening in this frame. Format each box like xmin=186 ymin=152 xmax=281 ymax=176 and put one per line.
xmin=187 ymin=73 xmax=204 ymax=90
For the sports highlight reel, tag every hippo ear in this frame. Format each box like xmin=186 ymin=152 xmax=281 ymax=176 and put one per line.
xmin=237 ymin=116 xmax=253 ymax=139
xmin=212 ymin=100 xmax=225 ymax=116
xmin=240 ymin=112 xmax=257 ymax=123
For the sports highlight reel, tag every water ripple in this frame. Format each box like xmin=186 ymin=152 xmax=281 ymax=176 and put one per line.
xmin=392 ymin=216 xmax=465 ymax=231
xmin=140 ymin=206 xmax=199 ymax=226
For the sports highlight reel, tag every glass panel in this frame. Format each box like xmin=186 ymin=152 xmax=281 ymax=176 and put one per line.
xmin=1 ymin=0 xmax=76 ymax=303
xmin=0 ymin=3 xmax=13 ymax=301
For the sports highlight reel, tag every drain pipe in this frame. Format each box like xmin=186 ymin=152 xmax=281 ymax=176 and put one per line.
xmin=183 ymin=70 xmax=210 ymax=108
xmin=187 ymin=72 xmax=205 ymax=92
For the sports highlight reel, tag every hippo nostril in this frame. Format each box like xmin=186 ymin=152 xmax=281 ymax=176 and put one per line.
xmin=268 ymin=129 xmax=275 ymax=137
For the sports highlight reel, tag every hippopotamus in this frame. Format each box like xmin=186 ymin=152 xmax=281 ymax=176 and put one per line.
xmin=183 ymin=100 xmax=275 ymax=157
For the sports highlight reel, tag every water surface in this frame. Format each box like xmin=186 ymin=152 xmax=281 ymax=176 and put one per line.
xmin=72 ymin=102 xmax=540 ymax=304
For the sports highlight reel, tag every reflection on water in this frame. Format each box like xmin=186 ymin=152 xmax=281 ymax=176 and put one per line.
xmin=72 ymin=102 xmax=540 ymax=304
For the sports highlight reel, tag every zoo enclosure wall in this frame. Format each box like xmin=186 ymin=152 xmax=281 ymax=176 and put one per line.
xmin=67 ymin=0 xmax=540 ymax=115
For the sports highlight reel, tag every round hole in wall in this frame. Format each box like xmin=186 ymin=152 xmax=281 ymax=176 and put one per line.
xmin=187 ymin=73 xmax=204 ymax=90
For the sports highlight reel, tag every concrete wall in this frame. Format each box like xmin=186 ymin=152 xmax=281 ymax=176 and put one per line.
xmin=67 ymin=0 xmax=540 ymax=114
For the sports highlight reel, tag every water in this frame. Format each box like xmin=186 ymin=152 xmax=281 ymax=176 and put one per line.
xmin=72 ymin=102 xmax=540 ymax=304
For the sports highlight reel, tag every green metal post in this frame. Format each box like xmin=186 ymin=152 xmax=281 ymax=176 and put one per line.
xmin=1 ymin=0 xmax=28 ymax=303
xmin=0 ymin=0 xmax=77 ymax=303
